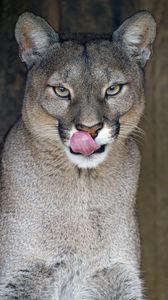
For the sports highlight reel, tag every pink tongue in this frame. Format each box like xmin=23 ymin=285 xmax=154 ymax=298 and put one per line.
xmin=70 ymin=131 xmax=101 ymax=156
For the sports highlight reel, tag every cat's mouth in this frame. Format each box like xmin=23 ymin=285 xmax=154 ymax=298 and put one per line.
xmin=69 ymin=131 xmax=106 ymax=156
xmin=64 ymin=130 xmax=110 ymax=168
xmin=70 ymin=144 xmax=106 ymax=156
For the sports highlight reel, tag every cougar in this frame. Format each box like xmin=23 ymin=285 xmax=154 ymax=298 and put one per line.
xmin=0 ymin=11 xmax=156 ymax=299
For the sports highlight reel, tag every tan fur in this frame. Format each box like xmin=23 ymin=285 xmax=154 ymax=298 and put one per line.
xmin=0 ymin=11 xmax=156 ymax=300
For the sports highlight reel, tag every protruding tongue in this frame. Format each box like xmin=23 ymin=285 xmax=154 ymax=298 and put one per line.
xmin=70 ymin=131 xmax=101 ymax=156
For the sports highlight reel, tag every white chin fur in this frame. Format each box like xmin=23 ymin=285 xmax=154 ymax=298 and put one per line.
xmin=64 ymin=146 xmax=110 ymax=169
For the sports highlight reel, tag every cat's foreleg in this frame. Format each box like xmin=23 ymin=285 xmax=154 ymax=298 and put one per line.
xmin=76 ymin=262 xmax=144 ymax=300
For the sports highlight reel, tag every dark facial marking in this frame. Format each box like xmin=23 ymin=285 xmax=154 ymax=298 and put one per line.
xmin=114 ymin=117 xmax=120 ymax=136
xmin=58 ymin=121 xmax=69 ymax=141
xmin=82 ymin=43 xmax=89 ymax=65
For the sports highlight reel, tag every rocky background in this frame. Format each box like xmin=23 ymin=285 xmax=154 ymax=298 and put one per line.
xmin=0 ymin=0 xmax=168 ymax=299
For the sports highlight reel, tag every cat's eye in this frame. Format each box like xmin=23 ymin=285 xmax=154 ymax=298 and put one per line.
xmin=106 ymin=84 xmax=122 ymax=97
xmin=53 ymin=86 xmax=70 ymax=98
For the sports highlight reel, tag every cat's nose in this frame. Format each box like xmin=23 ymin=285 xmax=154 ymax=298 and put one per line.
xmin=76 ymin=122 xmax=103 ymax=138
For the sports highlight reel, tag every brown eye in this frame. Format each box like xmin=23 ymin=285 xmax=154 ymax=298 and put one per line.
xmin=54 ymin=86 xmax=70 ymax=98
xmin=106 ymin=84 xmax=122 ymax=97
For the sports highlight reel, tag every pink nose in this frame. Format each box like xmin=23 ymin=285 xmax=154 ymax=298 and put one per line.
xmin=76 ymin=122 xmax=103 ymax=137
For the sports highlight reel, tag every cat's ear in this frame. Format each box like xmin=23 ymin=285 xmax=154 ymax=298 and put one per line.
xmin=113 ymin=11 xmax=156 ymax=67
xmin=15 ymin=12 xmax=59 ymax=69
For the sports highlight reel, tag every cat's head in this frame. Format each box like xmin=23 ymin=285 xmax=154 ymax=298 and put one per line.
xmin=15 ymin=11 xmax=156 ymax=169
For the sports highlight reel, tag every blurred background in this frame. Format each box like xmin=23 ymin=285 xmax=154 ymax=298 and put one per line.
xmin=0 ymin=0 xmax=167 ymax=299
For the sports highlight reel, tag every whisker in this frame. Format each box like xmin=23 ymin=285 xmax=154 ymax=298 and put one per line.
xmin=132 ymin=132 xmax=145 ymax=140
xmin=120 ymin=123 xmax=146 ymax=139
xmin=131 ymin=137 xmax=144 ymax=147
